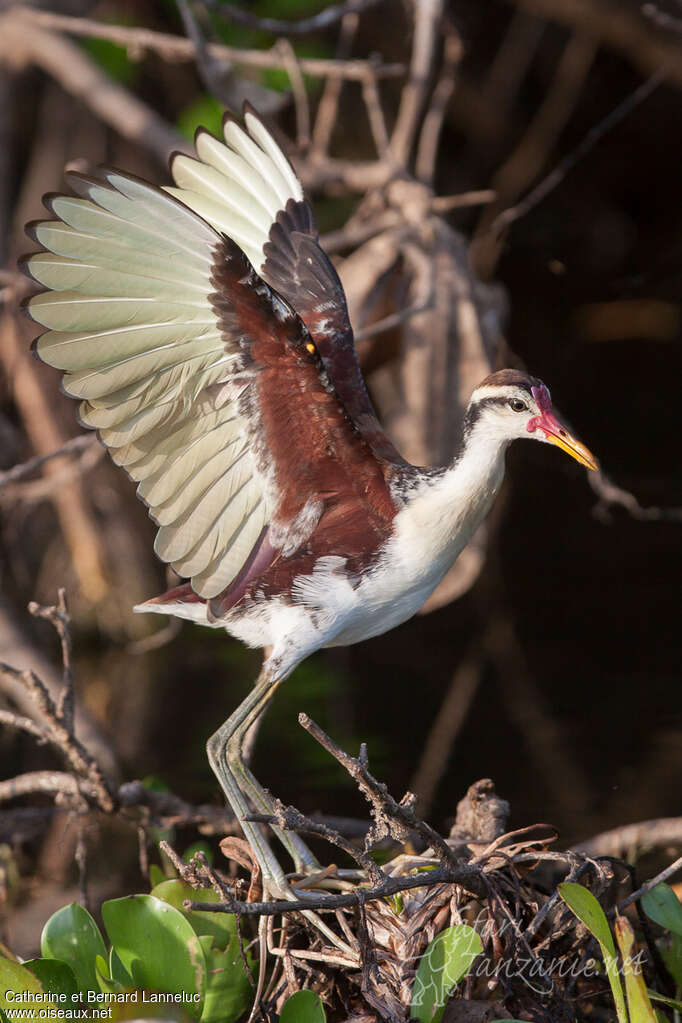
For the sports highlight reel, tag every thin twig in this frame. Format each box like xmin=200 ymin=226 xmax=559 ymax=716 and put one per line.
xmin=204 ymin=0 xmax=383 ymax=35
xmin=490 ymin=70 xmax=664 ymax=238
xmin=0 ymin=770 xmax=97 ymax=804
xmin=354 ymin=295 xmax=433 ymax=343
xmin=431 ymin=190 xmax=496 ymax=211
xmin=276 ymin=39 xmax=311 ymax=148
xmin=0 ymin=435 xmax=95 ymax=488
xmin=415 ymin=28 xmax=462 ymax=184
xmin=28 ymin=591 xmax=74 ymax=731
xmin=298 ymin=713 xmax=481 ymax=879
xmin=0 ymin=709 xmax=51 ymax=743
xmin=390 ymin=0 xmax=444 ymax=166
xmin=361 ymin=66 xmax=390 ymax=159
xmin=15 ymin=9 xmax=405 ymax=81
xmin=189 ymin=865 xmax=477 ymax=917
xmin=311 ymin=13 xmax=359 ymax=156
xmin=244 ymin=799 xmax=383 ymax=883
xmin=588 ymin=469 xmax=682 ymax=524
xmin=616 ymin=855 xmax=682 ymax=913
xmin=176 ymin=0 xmax=233 ymax=106
xmin=573 ymin=817 xmax=682 ymax=858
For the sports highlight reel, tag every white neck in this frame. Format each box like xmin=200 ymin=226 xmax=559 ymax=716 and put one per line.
xmin=432 ymin=420 xmax=510 ymax=548
xmin=392 ymin=418 xmax=510 ymax=581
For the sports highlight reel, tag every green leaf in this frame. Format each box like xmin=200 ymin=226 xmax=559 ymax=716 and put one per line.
xmin=0 ymin=957 xmax=57 ymax=1021
xmin=151 ymin=881 xmax=253 ymax=1023
xmin=642 ymin=884 xmax=682 ymax=937
xmin=558 ymin=883 xmax=627 ymax=1023
xmin=177 ymin=96 xmax=224 ymax=143
xmin=410 ymin=924 xmax=483 ymax=1023
xmin=23 ymin=959 xmax=78 ymax=1003
xmin=40 ymin=902 xmax=107 ymax=996
xmin=149 ymin=865 xmax=167 ymax=888
xmin=279 ymin=989 xmax=326 ymax=1022
xmin=614 ymin=915 xmax=657 ymax=1023
xmin=151 ymin=879 xmax=234 ymax=951
xmin=102 ymin=894 xmax=206 ymax=1017
xmin=198 ymin=936 xmax=253 ymax=1023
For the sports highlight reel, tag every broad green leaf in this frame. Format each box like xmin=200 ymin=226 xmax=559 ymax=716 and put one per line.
xmin=198 ymin=935 xmax=253 ymax=1023
xmin=40 ymin=902 xmax=107 ymax=996
xmin=102 ymin=895 xmax=206 ymax=1017
xmin=279 ymin=989 xmax=326 ymax=1022
xmin=642 ymin=884 xmax=682 ymax=937
xmin=558 ymin=883 xmax=627 ymax=1023
xmin=614 ymin=915 xmax=657 ymax=1023
xmin=149 ymin=865 xmax=167 ymax=888
xmin=410 ymin=924 xmax=483 ymax=1023
xmin=151 ymin=879 xmax=234 ymax=951
xmin=94 ymin=948 xmax=134 ymax=995
xmin=23 ymin=959 xmax=78 ymax=1003
xmin=0 ymin=957 xmax=57 ymax=1021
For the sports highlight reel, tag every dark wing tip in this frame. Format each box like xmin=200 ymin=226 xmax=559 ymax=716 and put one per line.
xmin=24 ymin=219 xmax=48 ymax=246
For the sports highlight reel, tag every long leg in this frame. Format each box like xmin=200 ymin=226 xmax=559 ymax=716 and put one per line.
xmin=207 ymin=668 xmax=288 ymax=892
xmin=237 ymin=759 xmax=320 ymax=873
xmin=206 ymin=663 xmax=353 ymax=955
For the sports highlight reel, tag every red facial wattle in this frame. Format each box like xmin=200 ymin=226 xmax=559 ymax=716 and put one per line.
xmin=526 ymin=386 xmax=598 ymax=471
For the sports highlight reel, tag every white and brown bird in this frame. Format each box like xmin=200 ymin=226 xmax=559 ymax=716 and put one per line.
xmin=21 ymin=107 xmax=598 ymax=901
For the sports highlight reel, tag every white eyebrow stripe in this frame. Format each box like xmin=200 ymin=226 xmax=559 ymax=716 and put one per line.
xmin=469 ymin=385 xmax=533 ymax=403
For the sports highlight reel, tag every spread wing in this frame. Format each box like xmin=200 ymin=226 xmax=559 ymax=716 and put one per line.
xmin=168 ymin=106 xmax=405 ymax=466
xmin=21 ymin=167 xmax=397 ymax=601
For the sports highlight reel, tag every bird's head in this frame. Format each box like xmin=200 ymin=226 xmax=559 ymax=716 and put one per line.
xmin=465 ymin=369 xmax=598 ymax=471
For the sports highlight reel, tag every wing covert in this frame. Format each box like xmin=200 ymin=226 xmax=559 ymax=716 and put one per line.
xmin=168 ymin=107 xmax=407 ymax=468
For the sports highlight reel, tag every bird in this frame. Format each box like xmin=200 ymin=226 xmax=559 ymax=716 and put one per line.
xmin=21 ymin=105 xmax=598 ymax=907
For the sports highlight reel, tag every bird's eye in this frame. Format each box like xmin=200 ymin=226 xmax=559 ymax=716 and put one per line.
xmin=509 ymin=398 xmax=527 ymax=413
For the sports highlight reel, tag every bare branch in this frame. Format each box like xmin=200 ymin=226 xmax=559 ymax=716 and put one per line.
xmin=390 ymin=0 xmax=444 ymax=166
xmin=509 ymin=0 xmax=682 ymax=88
xmin=28 ymin=591 xmax=74 ymax=731
xmin=244 ymin=798 xmax=383 ymax=883
xmin=616 ymin=855 xmax=682 ymax=913
xmin=188 ymin=865 xmax=476 ymax=917
xmin=361 ymin=67 xmax=391 ymax=160
xmin=14 ymin=9 xmax=405 ymax=82
xmin=0 ymin=770 xmax=97 ymax=805
xmin=298 ymin=713 xmax=472 ymax=873
xmin=276 ymin=39 xmax=311 ymax=148
xmin=573 ymin=817 xmax=682 ymax=858
xmin=311 ymin=13 xmax=359 ymax=157
xmin=415 ymin=28 xmax=462 ymax=184
xmin=0 ymin=436 xmax=96 ymax=488
xmin=176 ymin=0 xmax=232 ymax=106
xmin=353 ymin=294 xmax=433 ymax=343
xmin=489 ymin=70 xmax=664 ymax=240
xmin=588 ymin=469 xmax=682 ymax=523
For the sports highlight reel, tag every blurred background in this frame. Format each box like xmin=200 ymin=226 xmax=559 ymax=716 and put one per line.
xmin=0 ymin=0 xmax=681 ymax=943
